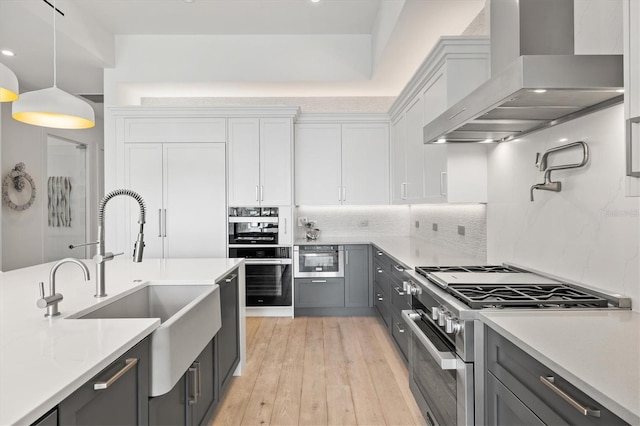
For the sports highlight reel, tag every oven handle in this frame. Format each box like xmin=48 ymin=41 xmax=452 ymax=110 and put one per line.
xmin=401 ymin=310 xmax=458 ymax=370
xmin=244 ymin=259 xmax=292 ymax=265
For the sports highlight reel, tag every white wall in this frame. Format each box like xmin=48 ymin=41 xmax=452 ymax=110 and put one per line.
xmin=0 ymin=106 xmax=103 ymax=271
xmin=487 ymin=104 xmax=640 ymax=310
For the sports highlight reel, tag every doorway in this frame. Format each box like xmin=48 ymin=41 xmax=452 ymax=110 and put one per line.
xmin=45 ymin=136 xmax=89 ymax=261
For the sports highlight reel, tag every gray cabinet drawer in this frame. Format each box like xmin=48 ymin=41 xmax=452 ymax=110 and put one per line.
xmin=391 ymin=312 xmax=409 ymax=362
xmin=486 ymin=327 xmax=629 ymax=426
xmin=486 ymin=371 xmax=544 ymax=425
xmin=295 ymin=278 xmax=345 ymax=308
xmin=374 ymin=281 xmax=392 ymax=329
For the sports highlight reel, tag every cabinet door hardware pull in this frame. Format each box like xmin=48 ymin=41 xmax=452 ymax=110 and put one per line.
xmin=394 ymin=322 xmax=405 ymax=333
xmin=163 ymin=209 xmax=167 ymax=237
xmin=255 ymin=185 xmax=259 ymax=202
xmin=158 ymin=209 xmax=162 ymax=237
xmin=225 ymin=274 xmax=238 ymax=283
xmin=345 ymin=250 xmax=349 ymax=265
xmin=377 ymin=293 xmax=384 ymax=301
xmin=393 ymin=265 xmax=405 ymax=272
xmin=394 ymin=287 xmax=405 ymax=296
xmin=342 ymin=187 xmax=346 ymax=203
xmin=338 ymin=187 xmax=342 ymax=202
xmin=626 ymin=116 xmax=640 ymax=177
xmin=377 ymin=251 xmax=383 ymax=256
xmin=260 ymin=185 xmax=264 ymax=202
xmin=440 ymin=172 xmax=447 ymax=196
xmin=376 ymin=268 xmax=384 ymax=274
xmin=284 ymin=218 xmax=287 ymax=233
xmin=93 ymin=358 xmax=138 ymax=390
xmin=188 ymin=364 xmax=198 ymax=405
xmin=311 ymin=280 xmax=327 ymax=283
xmin=539 ymin=376 xmax=601 ymax=417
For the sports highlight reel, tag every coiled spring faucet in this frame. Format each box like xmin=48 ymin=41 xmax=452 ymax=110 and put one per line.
xmin=71 ymin=189 xmax=146 ymax=297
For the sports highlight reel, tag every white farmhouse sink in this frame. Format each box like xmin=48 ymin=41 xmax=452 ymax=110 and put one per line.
xmin=68 ymin=282 xmax=221 ymax=396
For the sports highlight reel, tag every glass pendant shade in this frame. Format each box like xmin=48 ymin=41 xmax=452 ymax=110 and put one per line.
xmin=12 ymin=86 xmax=95 ymax=129
xmin=0 ymin=62 xmax=19 ymax=102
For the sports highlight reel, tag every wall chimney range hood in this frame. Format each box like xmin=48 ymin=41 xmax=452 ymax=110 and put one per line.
xmin=423 ymin=0 xmax=624 ymax=144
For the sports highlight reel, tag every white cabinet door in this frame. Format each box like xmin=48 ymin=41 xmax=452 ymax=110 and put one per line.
xmin=228 ymin=118 xmax=260 ymax=206
xmin=423 ymin=144 xmax=448 ymax=203
xmin=341 ymin=123 xmax=389 ymax=205
xmin=422 ymin=66 xmax=447 ymax=126
xmin=405 ymin=95 xmax=424 ymax=202
xmin=260 ymin=118 xmax=292 ymax=205
xmin=294 ymin=123 xmax=342 ymax=205
xmin=125 ymin=144 xmax=164 ymax=258
xmin=124 ymin=143 xmax=226 ymax=259
xmin=391 ymin=116 xmax=407 ymax=204
xmin=163 ymin=143 xmax=227 ymax=258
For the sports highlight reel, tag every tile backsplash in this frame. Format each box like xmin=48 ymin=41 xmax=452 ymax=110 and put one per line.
xmin=295 ymin=204 xmax=487 ymax=261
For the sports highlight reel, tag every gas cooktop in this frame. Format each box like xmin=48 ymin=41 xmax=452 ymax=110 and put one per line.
xmin=414 ymin=265 xmax=613 ymax=309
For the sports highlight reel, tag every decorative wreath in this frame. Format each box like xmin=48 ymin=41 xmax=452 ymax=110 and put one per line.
xmin=2 ymin=163 xmax=37 ymax=211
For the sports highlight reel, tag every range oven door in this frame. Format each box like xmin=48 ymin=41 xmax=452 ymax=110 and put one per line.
xmin=402 ymin=310 xmax=474 ymax=426
xmin=244 ymin=259 xmax=292 ymax=306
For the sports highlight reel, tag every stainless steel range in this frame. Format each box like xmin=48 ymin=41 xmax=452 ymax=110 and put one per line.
xmin=401 ymin=264 xmax=630 ymax=426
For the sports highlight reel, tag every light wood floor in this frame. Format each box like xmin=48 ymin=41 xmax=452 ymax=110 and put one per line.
xmin=211 ymin=316 xmax=426 ymax=426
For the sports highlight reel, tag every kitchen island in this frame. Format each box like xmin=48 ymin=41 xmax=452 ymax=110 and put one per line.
xmin=0 ymin=257 xmax=244 ymax=425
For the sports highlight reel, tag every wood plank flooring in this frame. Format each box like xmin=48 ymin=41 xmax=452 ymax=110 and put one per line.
xmin=211 ymin=316 xmax=425 ymax=426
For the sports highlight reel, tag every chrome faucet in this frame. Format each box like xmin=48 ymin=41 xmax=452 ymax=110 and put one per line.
xmin=70 ymin=189 xmax=146 ymax=298
xmin=530 ymin=141 xmax=589 ymax=201
xmin=37 ymin=258 xmax=91 ymax=317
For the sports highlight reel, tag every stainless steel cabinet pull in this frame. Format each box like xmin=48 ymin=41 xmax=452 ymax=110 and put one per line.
xmin=539 ymin=376 xmax=601 ymax=417
xmin=194 ymin=361 xmax=201 ymax=398
xmin=188 ymin=364 xmax=198 ymax=405
xmin=345 ymin=250 xmax=349 ymax=265
xmin=377 ymin=251 xmax=383 ymax=256
xmin=626 ymin=116 xmax=640 ymax=177
xmin=376 ymin=268 xmax=384 ymax=273
xmin=394 ymin=287 xmax=405 ymax=296
xmin=224 ymin=274 xmax=238 ymax=283
xmin=311 ymin=280 xmax=327 ymax=283
xmin=342 ymin=187 xmax=346 ymax=202
xmin=158 ymin=209 xmax=162 ymax=237
xmin=440 ymin=172 xmax=447 ymax=196
xmin=377 ymin=293 xmax=384 ymax=301
xmin=255 ymin=185 xmax=259 ymax=202
xmin=338 ymin=187 xmax=342 ymax=202
xmin=94 ymin=358 xmax=138 ymax=390
xmin=163 ymin=209 xmax=167 ymax=237
xmin=284 ymin=218 xmax=287 ymax=233
xmin=260 ymin=185 xmax=264 ymax=202
xmin=395 ymin=322 xmax=405 ymax=333
xmin=393 ymin=264 xmax=405 ymax=272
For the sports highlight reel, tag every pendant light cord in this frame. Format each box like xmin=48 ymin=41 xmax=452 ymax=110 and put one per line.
xmin=53 ymin=0 xmax=57 ymax=87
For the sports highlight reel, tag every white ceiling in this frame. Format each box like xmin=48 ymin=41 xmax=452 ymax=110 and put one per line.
xmin=0 ymin=0 xmax=485 ymax=104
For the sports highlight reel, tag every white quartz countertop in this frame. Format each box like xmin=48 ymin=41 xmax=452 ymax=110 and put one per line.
xmin=294 ymin=236 xmax=484 ymax=268
xmin=0 ymin=257 xmax=243 ymax=426
xmin=480 ymin=310 xmax=640 ymax=425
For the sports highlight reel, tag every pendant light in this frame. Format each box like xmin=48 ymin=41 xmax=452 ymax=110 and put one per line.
xmin=0 ymin=62 xmax=19 ymax=102
xmin=12 ymin=0 xmax=95 ymax=129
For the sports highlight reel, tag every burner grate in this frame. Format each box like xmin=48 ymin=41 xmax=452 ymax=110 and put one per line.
xmin=415 ymin=265 xmax=517 ymax=278
xmin=447 ymin=283 xmax=609 ymax=309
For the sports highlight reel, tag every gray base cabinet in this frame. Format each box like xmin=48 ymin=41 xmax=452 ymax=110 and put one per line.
xmin=372 ymin=246 xmax=410 ymax=363
xmin=485 ymin=326 xmax=629 ymax=425
xmin=295 ymin=278 xmax=345 ymax=307
xmin=58 ymin=338 xmax=150 ymax=426
xmin=149 ymin=338 xmax=216 ymax=426
xmin=344 ymin=245 xmax=370 ymax=307
xmin=31 ymin=409 xmax=57 ymax=426
xmin=217 ymin=270 xmax=240 ymax=396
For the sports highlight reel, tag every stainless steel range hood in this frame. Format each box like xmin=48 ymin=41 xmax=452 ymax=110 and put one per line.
xmin=423 ymin=0 xmax=624 ymax=144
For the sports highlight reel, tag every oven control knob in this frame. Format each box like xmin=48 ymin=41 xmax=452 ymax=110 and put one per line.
xmin=437 ymin=309 xmax=447 ymax=326
xmin=445 ymin=316 xmax=461 ymax=334
xmin=431 ymin=306 xmax=439 ymax=321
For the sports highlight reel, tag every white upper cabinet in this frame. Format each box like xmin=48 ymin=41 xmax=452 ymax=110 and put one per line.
xmin=295 ymin=118 xmax=390 ymax=205
xmin=389 ymin=36 xmax=490 ymax=204
xmin=228 ymin=117 xmax=293 ymax=206
xmin=624 ymin=0 xmax=640 ymax=193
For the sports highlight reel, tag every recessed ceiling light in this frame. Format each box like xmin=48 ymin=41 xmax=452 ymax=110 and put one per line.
xmin=310 ymin=0 xmax=321 ymax=3
xmin=559 ymin=138 xmax=568 ymax=142
xmin=1 ymin=50 xmax=15 ymax=57
xmin=533 ymin=89 xmax=547 ymax=94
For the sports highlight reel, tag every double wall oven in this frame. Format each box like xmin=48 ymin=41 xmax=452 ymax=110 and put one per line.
xmin=228 ymin=207 xmax=291 ymax=307
xmin=401 ymin=265 xmax=630 ymax=426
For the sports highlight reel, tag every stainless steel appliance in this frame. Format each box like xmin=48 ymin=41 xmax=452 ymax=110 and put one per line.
xmin=401 ymin=265 xmax=630 ymax=425
xmin=293 ymin=245 xmax=344 ymax=278
xmin=228 ymin=207 xmax=279 ymax=245
xmin=228 ymin=246 xmax=291 ymax=306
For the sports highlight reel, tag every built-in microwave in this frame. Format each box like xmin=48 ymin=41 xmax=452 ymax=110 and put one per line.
xmin=293 ymin=245 xmax=344 ymax=278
